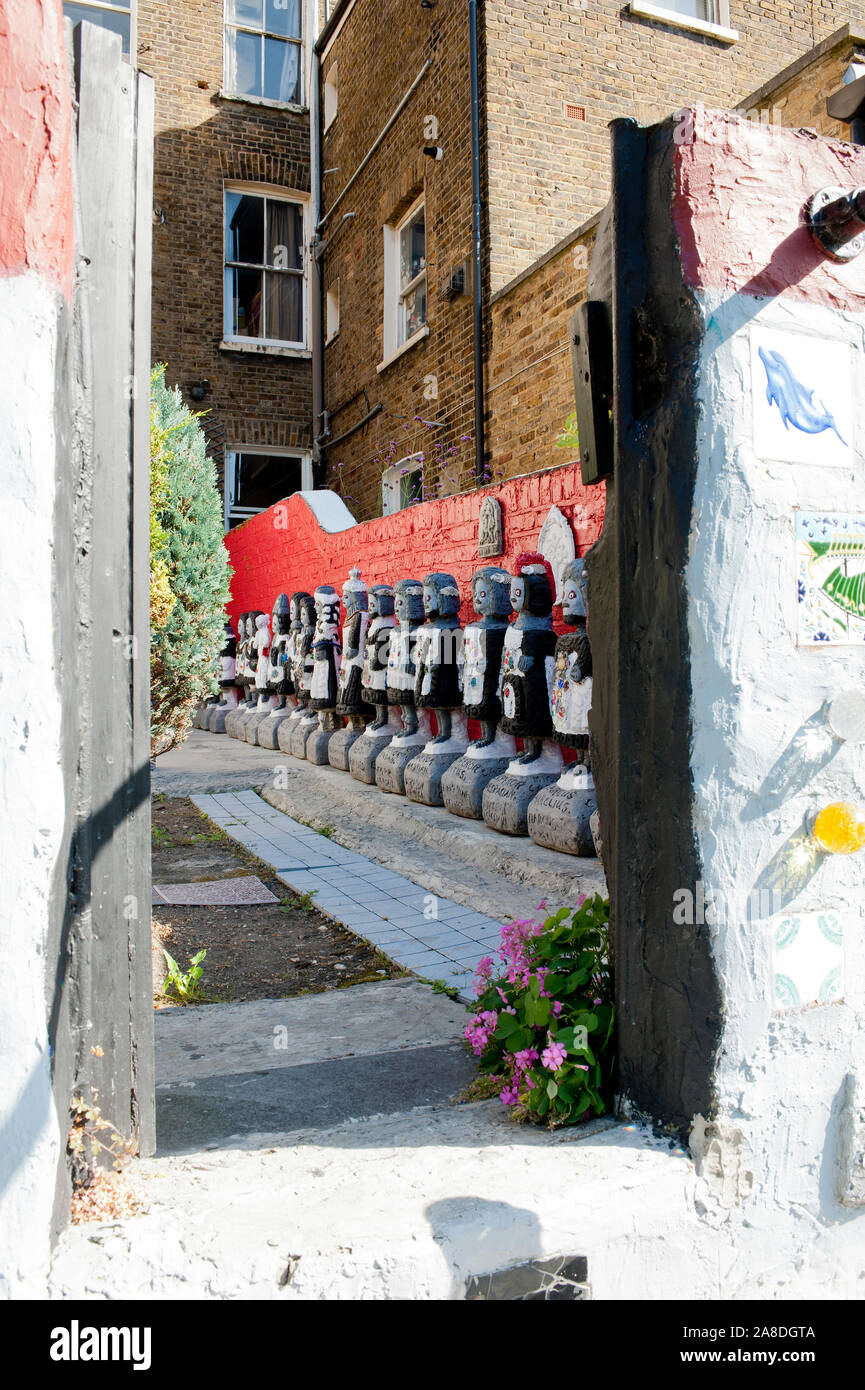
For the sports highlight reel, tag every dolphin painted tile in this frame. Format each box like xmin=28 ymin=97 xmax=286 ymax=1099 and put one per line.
xmin=771 ymin=909 xmax=844 ymax=1012
xmin=751 ymin=327 xmax=853 ymax=467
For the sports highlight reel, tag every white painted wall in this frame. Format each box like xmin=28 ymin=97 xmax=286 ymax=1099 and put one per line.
xmin=688 ymin=289 xmax=865 ymax=1231
xmin=0 ymin=274 xmax=67 ymax=1296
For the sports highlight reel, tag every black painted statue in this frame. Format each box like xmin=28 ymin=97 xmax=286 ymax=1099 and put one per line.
xmin=335 ymin=567 xmax=369 ymax=719
xmin=360 ymin=583 xmax=396 ymax=730
xmin=306 ymin=583 xmax=342 ymax=764
xmin=256 ymin=592 xmax=296 ymax=748
xmin=461 ymin=565 xmax=513 ymax=745
xmin=549 ymin=558 xmax=592 ymax=754
xmin=385 ymin=578 xmax=426 ymax=736
xmin=414 ymin=572 xmax=464 ymax=744
xmin=498 ymin=552 xmax=558 ymax=761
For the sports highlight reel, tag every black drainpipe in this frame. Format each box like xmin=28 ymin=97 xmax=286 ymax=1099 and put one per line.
xmin=469 ymin=0 xmax=485 ymax=485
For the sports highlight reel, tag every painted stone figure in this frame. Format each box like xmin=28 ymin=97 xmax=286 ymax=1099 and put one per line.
xmin=441 ymin=566 xmax=517 ymax=818
xmin=482 ymin=553 xmax=564 ymax=836
xmin=528 ymin=556 xmax=598 ymax=855
xmin=404 ymin=573 xmax=469 ymax=806
xmin=306 ymin=583 xmax=342 ymax=764
xmin=196 ymin=621 xmax=228 ymax=729
xmin=207 ymin=620 xmax=241 ymax=734
xmin=229 ymin=611 xmax=262 ymax=738
xmin=349 ymin=583 xmax=402 ymax=784
xmin=223 ymin=612 xmax=249 ymax=738
xmin=245 ymin=611 xmax=280 ymax=743
xmin=257 ymin=592 xmax=298 ymax=749
xmin=329 ymin=567 xmax=371 ymax=770
xmin=282 ymin=592 xmax=319 ymax=757
xmin=375 ymin=578 xmax=434 ymax=795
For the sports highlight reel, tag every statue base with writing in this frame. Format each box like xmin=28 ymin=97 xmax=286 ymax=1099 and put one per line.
xmin=527 ymin=763 xmax=598 ymax=856
xmin=481 ymin=740 xmax=564 ymax=837
xmin=375 ymin=709 xmax=435 ymax=796
xmin=403 ymin=712 xmax=470 ymax=807
xmin=349 ymin=707 xmax=404 ymax=784
xmin=440 ymin=730 xmax=518 ymax=819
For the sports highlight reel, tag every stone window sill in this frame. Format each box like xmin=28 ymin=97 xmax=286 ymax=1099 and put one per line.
xmin=376 ymin=325 xmax=430 ymax=374
xmin=628 ymin=2 xmax=738 ymax=44
xmin=220 ymin=339 xmax=312 ymax=359
xmin=217 ymin=90 xmax=309 ymax=116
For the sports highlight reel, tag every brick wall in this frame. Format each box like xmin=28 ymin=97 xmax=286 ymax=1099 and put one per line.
xmin=487 ymin=220 xmax=595 ymax=485
xmin=485 ymin=4 xmax=865 ymax=292
xmin=318 ymin=0 xmax=479 ymax=522
xmin=224 ymin=461 xmax=605 ymax=630
xmin=739 ymin=22 xmax=865 ymax=136
xmin=138 ymin=0 xmax=313 ymax=488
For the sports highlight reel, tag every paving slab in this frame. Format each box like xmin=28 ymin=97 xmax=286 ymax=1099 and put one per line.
xmin=152 ymin=877 xmax=278 ymax=906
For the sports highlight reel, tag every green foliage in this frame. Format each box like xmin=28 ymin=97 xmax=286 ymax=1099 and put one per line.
xmin=555 ymin=411 xmax=580 ymax=453
xmin=150 ymin=365 xmax=232 ymax=756
xmin=161 ymin=948 xmax=207 ymax=1004
xmin=429 ymin=979 xmax=460 ymax=1000
xmin=467 ymin=895 xmax=614 ymax=1126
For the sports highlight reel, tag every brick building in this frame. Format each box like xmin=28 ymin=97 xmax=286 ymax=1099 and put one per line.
xmin=63 ymin=3 xmax=865 ymax=527
xmin=65 ymin=0 xmax=332 ymax=528
xmin=317 ymin=2 xmax=865 ymax=521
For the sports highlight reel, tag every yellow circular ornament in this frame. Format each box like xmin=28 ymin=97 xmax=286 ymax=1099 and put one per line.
xmin=813 ymin=802 xmax=865 ymax=855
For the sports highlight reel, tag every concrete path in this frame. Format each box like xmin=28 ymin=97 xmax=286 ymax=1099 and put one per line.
xmin=193 ymin=788 xmax=506 ymax=998
xmin=155 ymin=980 xmax=476 ymax=1155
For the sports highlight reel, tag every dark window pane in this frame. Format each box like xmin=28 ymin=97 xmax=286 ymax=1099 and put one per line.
xmin=265 ymin=271 xmax=303 ymax=342
xmin=401 ymin=278 xmax=427 ymax=343
xmin=401 ymin=468 xmax=424 ymax=507
xmin=226 ymin=192 xmax=264 ymax=265
xmin=263 ymin=36 xmax=300 ymax=104
xmin=232 ymin=454 xmax=304 ymax=520
xmin=63 ymin=4 xmax=131 ymax=53
xmin=229 ymin=266 xmax=264 ymax=337
xmin=228 ymin=0 xmax=263 ymax=24
xmin=400 ymin=209 xmax=425 ymax=289
xmin=227 ymin=28 xmax=262 ymax=98
xmin=265 ymin=0 xmax=301 ymax=38
xmin=267 ymin=200 xmax=303 ymax=270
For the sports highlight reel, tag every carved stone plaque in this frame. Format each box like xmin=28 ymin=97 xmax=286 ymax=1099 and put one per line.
xmin=538 ymin=505 xmax=576 ymax=602
xmin=478 ymin=497 xmax=503 ymax=558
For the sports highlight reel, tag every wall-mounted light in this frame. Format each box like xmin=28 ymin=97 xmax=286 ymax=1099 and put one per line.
xmin=189 ymin=379 xmax=211 ymax=402
xmin=807 ymin=185 xmax=865 ymax=261
xmin=420 ymin=1 xmax=437 ymax=8
xmin=423 ymin=145 xmax=444 ymax=160
xmin=153 ymin=205 xmax=166 ymax=225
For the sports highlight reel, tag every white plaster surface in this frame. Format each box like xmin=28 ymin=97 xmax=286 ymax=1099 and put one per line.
xmin=0 ymin=276 xmax=66 ymax=1296
xmin=688 ymin=290 xmax=865 ymax=1229
xmin=48 ymin=1104 xmax=865 ymax=1300
xmin=296 ymin=489 xmax=357 ymax=533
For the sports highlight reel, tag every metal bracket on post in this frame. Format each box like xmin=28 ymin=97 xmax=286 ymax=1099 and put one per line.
xmin=807 ymin=186 xmax=865 ymax=261
xmin=570 ymin=300 xmax=614 ymax=485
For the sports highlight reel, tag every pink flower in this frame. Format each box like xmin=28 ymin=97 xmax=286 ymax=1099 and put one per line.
xmin=514 ymin=1048 xmax=539 ymax=1072
xmin=552 ymin=1000 xmax=563 ymax=1017
xmin=541 ymin=1041 xmax=567 ymax=1071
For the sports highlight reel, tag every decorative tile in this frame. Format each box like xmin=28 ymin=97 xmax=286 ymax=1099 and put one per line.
xmin=795 ymin=511 xmax=865 ymax=647
xmin=771 ymin=909 xmax=844 ymax=1012
xmin=152 ymin=876 xmax=278 ymax=906
xmin=751 ymin=327 xmax=852 ymax=468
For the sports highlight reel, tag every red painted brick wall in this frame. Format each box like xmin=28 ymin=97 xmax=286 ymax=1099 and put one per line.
xmin=225 ymin=461 xmax=605 ymax=627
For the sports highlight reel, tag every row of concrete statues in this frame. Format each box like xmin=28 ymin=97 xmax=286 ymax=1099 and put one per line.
xmin=195 ymin=555 xmax=597 ymax=856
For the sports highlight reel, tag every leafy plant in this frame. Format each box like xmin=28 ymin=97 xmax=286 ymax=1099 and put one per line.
xmin=150 ymin=365 xmax=232 ymax=758
xmin=429 ymin=979 xmax=460 ymax=1000
xmin=161 ymin=947 xmax=208 ymax=1004
xmin=555 ymin=411 xmax=580 ymax=453
xmin=465 ymin=895 xmax=614 ymax=1126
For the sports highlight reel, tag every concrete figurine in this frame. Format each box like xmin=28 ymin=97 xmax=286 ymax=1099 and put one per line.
xmin=349 ymin=582 xmax=402 ymax=784
xmin=228 ymin=611 xmax=262 ymax=738
xmin=404 ymin=572 xmax=469 ymax=806
xmin=482 ymin=552 xmax=563 ymax=835
xmin=329 ymin=567 xmax=371 ymax=770
xmin=528 ymin=556 xmax=598 ymax=854
xmin=245 ymin=611 xmax=279 ymax=743
xmin=441 ymin=565 xmax=517 ymax=817
xmin=305 ymin=583 xmax=342 ymax=764
xmin=257 ymin=592 xmax=297 ymax=749
xmin=206 ymin=620 xmax=240 ymax=734
xmin=282 ymin=592 xmax=319 ymax=757
xmin=375 ymin=578 xmax=434 ymax=795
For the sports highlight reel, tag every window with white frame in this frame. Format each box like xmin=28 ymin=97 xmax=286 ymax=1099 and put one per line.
xmin=326 ymin=281 xmax=340 ymax=342
xmin=224 ymin=449 xmax=313 ymax=528
xmin=382 ymin=455 xmax=424 ymax=516
xmin=224 ymin=188 xmax=307 ymax=347
xmin=224 ymin=0 xmax=304 ymax=106
xmin=628 ymin=0 xmax=734 ymax=34
xmin=323 ymin=61 xmax=338 ymax=130
xmin=383 ymin=198 xmax=427 ymax=360
xmin=63 ymin=0 xmax=133 ymax=55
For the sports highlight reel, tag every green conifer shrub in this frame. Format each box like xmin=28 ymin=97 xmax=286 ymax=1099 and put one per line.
xmin=150 ymin=365 xmax=232 ymax=756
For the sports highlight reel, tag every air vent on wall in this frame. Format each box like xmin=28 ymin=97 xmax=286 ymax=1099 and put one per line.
xmin=565 ymin=102 xmax=586 ymax=121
